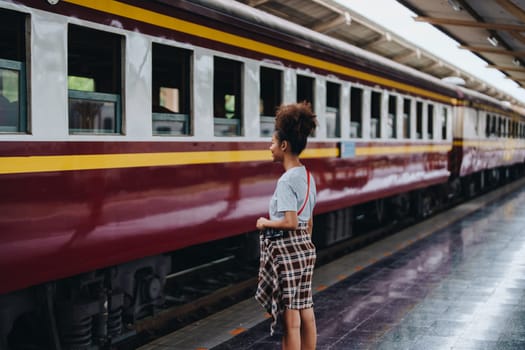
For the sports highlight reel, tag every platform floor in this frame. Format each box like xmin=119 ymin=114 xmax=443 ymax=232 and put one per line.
xmin=140 ymin=178 xmax=525 ymax=350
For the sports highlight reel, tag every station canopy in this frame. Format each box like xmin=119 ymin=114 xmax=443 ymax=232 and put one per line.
xmin=236 ymin=0 xmax=525 ymax=107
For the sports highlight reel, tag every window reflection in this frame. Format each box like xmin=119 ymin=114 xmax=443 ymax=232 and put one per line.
xmin=0 ymin=68 xmax=19 ymax=132
xmin=68 ymin=97 xmax=116 ymax=134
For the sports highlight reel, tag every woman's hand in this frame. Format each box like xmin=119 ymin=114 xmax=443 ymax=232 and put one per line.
xmin=256 ymin=217 xmax=270 ymax=230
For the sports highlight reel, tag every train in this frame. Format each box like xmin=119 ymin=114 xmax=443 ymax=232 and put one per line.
xmin=1 ymin=0 xmax=525 ymax=348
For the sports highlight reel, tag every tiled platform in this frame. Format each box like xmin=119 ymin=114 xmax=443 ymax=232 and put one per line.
xmin=140 ymin=178 xmax=525 ymax=350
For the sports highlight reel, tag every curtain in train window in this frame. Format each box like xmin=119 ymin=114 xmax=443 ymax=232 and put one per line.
xmin=68 ymin=24 xmax=122 ymax=134
xmin=214 ymin=57 xmax=242 ymax=136
xmin=0 ymin=9 xmax=26 ymax=133
xmin=260 ymin=67 xmax=282 ymax=137
xmin=152 ymin=43 xmax=192 ymax=136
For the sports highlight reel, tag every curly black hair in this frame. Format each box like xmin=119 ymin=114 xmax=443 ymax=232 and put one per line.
xmin=274 ymin=101 xmax=317 ymax=155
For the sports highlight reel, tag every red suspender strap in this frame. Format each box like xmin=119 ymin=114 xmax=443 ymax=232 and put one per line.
xmin=297 ymin=169 xmax=310 ymax=216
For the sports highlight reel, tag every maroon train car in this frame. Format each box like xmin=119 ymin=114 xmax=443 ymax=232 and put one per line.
xmin=0 ymin=0 xmax=523 ymax=349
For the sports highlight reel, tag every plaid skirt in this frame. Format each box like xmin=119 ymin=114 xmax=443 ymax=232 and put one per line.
xmin=255 ymin=228 xmax=316 ymax=335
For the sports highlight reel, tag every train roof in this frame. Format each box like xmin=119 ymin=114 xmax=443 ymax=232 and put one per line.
xmin=189 ymin=0 xmax=462 ymax=99
xmin=234 ymin=0 xmax=525 ymax=108
xmin=191 ymin=0 xmax=525 ymax=112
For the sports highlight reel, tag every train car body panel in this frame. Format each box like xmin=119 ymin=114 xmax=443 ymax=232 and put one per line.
xmin=0 ymin=139 xmax=450 ymax=294
xmin=453 ymin=99 xmax=525 ymax=177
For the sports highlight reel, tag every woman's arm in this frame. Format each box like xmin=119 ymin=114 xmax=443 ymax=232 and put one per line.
xmin=256 ymin=211 xmax=298 ymax=230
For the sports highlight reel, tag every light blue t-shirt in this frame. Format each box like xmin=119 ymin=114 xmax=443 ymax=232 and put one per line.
xmin=269 ymin=166 xmax=316 ymax=224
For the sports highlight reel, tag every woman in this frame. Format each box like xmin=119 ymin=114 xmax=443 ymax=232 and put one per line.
xmin=255 ymin=102 xmax=318 ymax=350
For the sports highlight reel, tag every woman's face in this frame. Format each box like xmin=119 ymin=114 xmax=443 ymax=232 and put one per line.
xmin=270 ymin=133 xmax=284 ymax=163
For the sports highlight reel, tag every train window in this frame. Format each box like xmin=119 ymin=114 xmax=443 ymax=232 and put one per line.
xmin=485 ymin=114 xmax=491 ymax=137
xmin=403 ymin=98 xmax=411 ymax=138
xmin=416 ymin=101 xmax=423 ymax=139
xmin=214 ymin=57 xmax=242 ymax=136
xmin=297 ymin=75 xmax=314 ymax=109
xmin=441 ymin=107 xmax=448 ymax=140
xmin=498 ymin=117 xmax=503 ymax=137
xmin=0 ymin=9 xmax=26 ymax=133
xmin=152 ymin=43 xmax=191 ymax=136
xmin=326 ymin=81 xmax=340 ymax=138
xmin=350 ymin=86 xmax=362 ymax=138
xmin=388 ymin=95 xmax=397 ymax=138
xmin=370 ymin=91 xmax=381 ymax=138
xmin=427 ymin=104 xmax=434 ymax=139
xmin=68 ymin=25 xmax=122 ymax=134
xmin=260 ymin=66 xmax=282 ymax=137
xmin=491 ymin=115 xmax=497 ymax=136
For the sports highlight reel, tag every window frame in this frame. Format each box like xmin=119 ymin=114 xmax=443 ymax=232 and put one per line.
xmin=388 ymin=94 xmax=397 ymax=139
xmin=67 ymin=24 xmax=123 ymax=135
xmin=259 ymin=65 xmax=283 ymax=137
xmin=151 ymin=42 xmax=192 ymax=136
xmin=350 ymin=85 xmax=363 ymax=138
xmin=325 ymin=80 xmax=341 ymax=138
xmin=213 ymin=56 xmax=243 ymax=137
xmin=402 ymin=97 xmax=412 ymax=139
xmin=370 ymin=90 xmax=382 ymax=139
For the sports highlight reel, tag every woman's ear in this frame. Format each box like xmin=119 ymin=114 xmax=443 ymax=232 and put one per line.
xmin=281 ymin=140 xmax=287 ymax=151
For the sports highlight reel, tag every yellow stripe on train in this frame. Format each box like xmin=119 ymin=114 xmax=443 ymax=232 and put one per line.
xmin=0 ymin=149 xmax=338 ymax=174
xmin=0 ymin=145 xmax=455 ymax=175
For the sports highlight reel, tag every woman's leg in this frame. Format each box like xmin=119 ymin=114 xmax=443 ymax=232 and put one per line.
xmin=299 ymin=308 xmax=316 ymax=350
xmin=282 ymin=309 xmax=301 ymax=350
